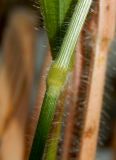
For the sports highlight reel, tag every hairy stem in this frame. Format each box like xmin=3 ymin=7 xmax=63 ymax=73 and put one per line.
xmin=29 ymin=0 xmax=92 ymax=159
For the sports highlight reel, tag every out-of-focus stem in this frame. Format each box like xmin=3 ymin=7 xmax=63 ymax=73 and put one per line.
xmin=0 ymin=8 xmax=36 ymax=160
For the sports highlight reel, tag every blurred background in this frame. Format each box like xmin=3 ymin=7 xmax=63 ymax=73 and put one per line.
xmin=0 ymin=1 xmax=49 ymax=160
xmin=0 ymin=1 xmax=116 ymax=160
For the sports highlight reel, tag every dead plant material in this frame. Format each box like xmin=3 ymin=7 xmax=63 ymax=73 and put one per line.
xmin=58 ymin=1 xmax=116 ymax=160
xmin=78 ymin=1 xmax=116 ymax=159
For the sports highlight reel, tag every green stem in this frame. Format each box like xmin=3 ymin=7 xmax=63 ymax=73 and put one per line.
xmin=56 ymin=0 xmax=92 ymax=69
xmin=29 ymin=88 xmax=60 ymax=160
xmin=29 ymin=0 xmax=92 ymax=160
xmin=43 ymin=81 xmax=69 ymax=160
xmin=29 ymin=68 xmax=68 ymax=160
xmin=40 ymin=0 xmax=75 ymax=59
